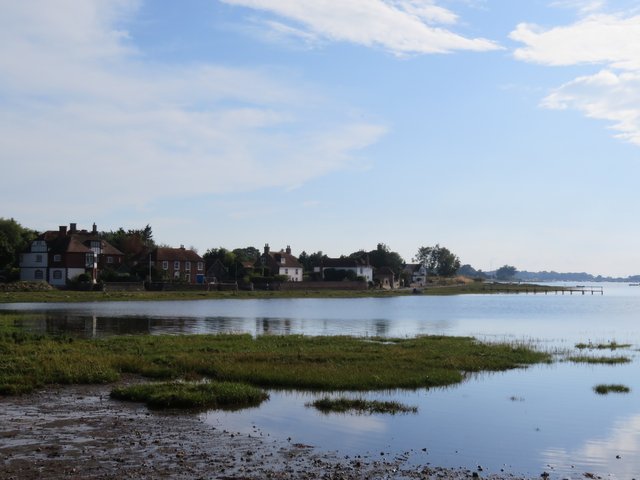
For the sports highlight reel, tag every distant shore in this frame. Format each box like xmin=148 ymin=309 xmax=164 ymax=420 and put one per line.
xmin=0 ymin=280 xmax=574 ymax=304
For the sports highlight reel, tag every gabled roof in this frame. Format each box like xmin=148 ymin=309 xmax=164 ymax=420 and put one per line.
xmin=322 ymin=258 xmax=371 ymax=269
xmin=38 ymin=230 xmax=124 ymax=256
xmin=259 ymin=250 xmax=303 ymax=270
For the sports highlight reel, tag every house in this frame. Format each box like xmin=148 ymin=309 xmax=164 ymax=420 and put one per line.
xmin=319 ymin=257 xmax=373 ymax=282
xmin=374 ymin=266 xmax=397 ymax=289
xmin=403 ymin=263 xmax=428 ymax=286
xmin=150 ymin=246 xmax=205 ymax=284
xmin=256 ymin=244 xmax=303 ymax=282
xmin=20 ymin=223 xmax=124 ymax=286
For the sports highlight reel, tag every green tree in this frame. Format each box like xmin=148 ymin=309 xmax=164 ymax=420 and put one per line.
xmin=495 ymin=265 xmax=518 ymax=281
xmin=0 ymin=218 xmax=37 ymax=271
xmin=350 ymin=243 xmax=404 ymax=276
xmin=414 ymin=244 xmax=461 ymax=277
xmin=298 ymin=250 xmax=328 ymax=273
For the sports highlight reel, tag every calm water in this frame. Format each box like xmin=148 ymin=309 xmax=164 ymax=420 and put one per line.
xmin=2 ymin=282 xmax=639 ymax=478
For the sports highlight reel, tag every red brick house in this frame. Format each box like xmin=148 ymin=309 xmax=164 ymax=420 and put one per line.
xmin=150 ymin=246 xmax=205 ymax=284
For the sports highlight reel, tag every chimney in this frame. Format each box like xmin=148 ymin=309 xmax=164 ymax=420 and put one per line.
xmin=264 ymin=243 xmax=270 ymax=255
xmin=70 ymin=223 xmax=77 ymax=233
xmin=92 ymin=223 xmax=97 ymax=234
xmin=285 ymin=245 xmax=291 ymax=255
xmin=59 ymin=225 xmax=67 ymax=236
xmin=180 ymin=244 xmax=185 ymax=250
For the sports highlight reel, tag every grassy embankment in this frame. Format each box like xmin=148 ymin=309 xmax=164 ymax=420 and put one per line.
xmin=593 ymin=384 xmax=631 ymax=395
xmin=0 ymin=280 xmax=567 ymax=303
xmin=0 ymin=326 xmax=550 ymax=408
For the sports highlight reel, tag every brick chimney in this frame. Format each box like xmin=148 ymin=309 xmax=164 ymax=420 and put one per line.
xmin=92 ymin=223 xmax=97 ymax=234
xmin=264 ymin=243 xmax=270 ymax=255
xmin=70 ymin=223 xmax=77 ymax=233
xmin=285 ymin=245 xmax=291 ymax=254
xmin=59 ymin=225 xmax=67 ymax=236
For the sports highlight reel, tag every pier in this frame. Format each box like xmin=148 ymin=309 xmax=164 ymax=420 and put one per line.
xmin=481 ymin=283 xmax=604 ymax=295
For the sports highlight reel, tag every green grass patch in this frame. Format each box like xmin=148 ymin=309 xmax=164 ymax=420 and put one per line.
xmin=593 ymin=384 xmax=631 ymax=395
xmin=575 ymin=341 xmax=632 ymax=350
xmin=110 ymin=381 xmax=268 ymax=410
xmin=308 ymin=397 xmax=417 ymax=415
xmin=567 ymin=355 xmax=632 ymax=365
xmin=0 ymin=332 xmax=551 ymax=395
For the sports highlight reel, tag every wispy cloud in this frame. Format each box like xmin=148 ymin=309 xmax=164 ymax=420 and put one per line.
xmin=221 ymin=0 xmax=501 ymax=55
xmin=0 ymin=0 xmax=386 ymax=219
xmin=510 ymin=8 xmax=640 ymax=147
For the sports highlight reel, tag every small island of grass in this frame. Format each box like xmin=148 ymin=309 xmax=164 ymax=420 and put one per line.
xmin=308 ymin=397 xmax=417 ymax=415
xmin=594 ymin=384 xmax=631 ymax=395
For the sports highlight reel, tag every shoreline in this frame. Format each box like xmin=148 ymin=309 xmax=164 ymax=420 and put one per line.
xmin=0 ymin=281 xmax=568 ymax=304
xmin=1 ymin=383 xmax=539 ymax=480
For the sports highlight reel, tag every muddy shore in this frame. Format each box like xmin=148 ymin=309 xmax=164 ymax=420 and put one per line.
xmin=1 ymin=385 xmax=545 ymax=479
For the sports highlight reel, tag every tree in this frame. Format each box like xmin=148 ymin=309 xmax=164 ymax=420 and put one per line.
xmin=414 ymin=244 xmax=461 ymax=277
xmin=350 ymin=243 xmax=404 ymax=276
xmin=298 ymin=250 xmax=328 ymax=273
xmin=0 ymin=218 xmax=37 ymax=272
xmin=496 ymin=265 xmax=518 ymax=281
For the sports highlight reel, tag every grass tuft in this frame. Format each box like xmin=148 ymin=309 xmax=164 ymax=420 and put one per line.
xmin=593 ymin=384 xmax=631 ymax=395
xmin=110 ymin=381 xmax=268 ymax=410
xmin=575 ymin=341 xmax=632 ymax=351
xmin=308 ymin=397 xmax=417 ymax=415
xmin=567 ymin=356 xmax=631 ymax=365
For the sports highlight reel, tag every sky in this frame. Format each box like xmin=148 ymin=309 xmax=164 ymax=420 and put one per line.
xmin=2 ymin=0 xmax=640 ymax=277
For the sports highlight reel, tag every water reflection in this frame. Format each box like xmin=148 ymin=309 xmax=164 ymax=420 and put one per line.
xmin=541 ymin=413 xmax=640 ymax=478
xmin=3 ymin=283 xmax=640 ymax=477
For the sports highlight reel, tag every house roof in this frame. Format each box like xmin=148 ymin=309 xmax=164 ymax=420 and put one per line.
xmin=154 ymin=247 xmax=203 ymax=262
xmin=322 ymin=258 xmax=371 ymax=269
xmin=258 ymin=250 xmax=303 ymax=270
xmin=38 ymin=230 xmax=124 ymax=256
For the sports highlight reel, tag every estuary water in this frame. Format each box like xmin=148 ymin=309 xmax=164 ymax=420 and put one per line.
xmin=2 ymin=282 xmax=639 ymax=479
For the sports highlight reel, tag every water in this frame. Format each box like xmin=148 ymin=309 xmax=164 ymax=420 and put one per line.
xmin=2 ymin=282 xmax=639 ymax=478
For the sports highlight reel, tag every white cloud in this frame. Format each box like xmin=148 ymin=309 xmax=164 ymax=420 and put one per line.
xmin=221 ymin=0 xmax=501 ymax=55
xmin=0 ymin=0 xmax=386 ymax=219
xmin=511 ymin=14 xmax=640 ymax=70
xmin=510 ymin=9 xmax=640 ymax=147
xmin=542 ymin=69 xmax=640 ymax=145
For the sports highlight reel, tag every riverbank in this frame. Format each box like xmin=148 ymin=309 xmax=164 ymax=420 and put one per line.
xmin=0 ymin=383 xmax=543 ymax=480
xmin=0 ymin=281 xmax=567 ymax=303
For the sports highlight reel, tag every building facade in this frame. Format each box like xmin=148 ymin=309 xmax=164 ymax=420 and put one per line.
xmin=151 ymin=246 xmax=205 ymax=284
xmin=256 ymin=244 xmax=303 ymax=282
xmin=20 ymin=223 xmax=124 ymax=286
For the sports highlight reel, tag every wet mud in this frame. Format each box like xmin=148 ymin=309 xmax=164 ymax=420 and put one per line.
xmin=1 ymin=385 xmax=537 ymax=479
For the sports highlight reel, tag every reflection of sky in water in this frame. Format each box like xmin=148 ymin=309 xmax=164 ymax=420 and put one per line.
xmin=2 ymin=282 xmax=640 ymax=477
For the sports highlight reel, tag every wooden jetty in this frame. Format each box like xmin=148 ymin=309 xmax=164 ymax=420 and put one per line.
xmin=482 ymin=283 xmax=604 ymax=295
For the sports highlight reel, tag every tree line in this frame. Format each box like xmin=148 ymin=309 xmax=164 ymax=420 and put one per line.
xmin=1 ymin=217 xmax=510 ymax=283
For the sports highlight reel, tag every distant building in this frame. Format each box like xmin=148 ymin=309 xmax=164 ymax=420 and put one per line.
xmin=403 ymin=264 xmax=428 ymax=286
xmin=20 ymin=223 xmax=124 ymax=286
xmin=319 ymin=257 xmax=373 ymax=282
xmin=150 ymin=246 xmax=205 ymax=284
xmin=256 ymin=244 xmax=303 ymax=282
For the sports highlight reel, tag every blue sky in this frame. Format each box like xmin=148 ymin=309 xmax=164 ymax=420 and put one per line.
xmin=2 ymin=0 xmax=640 ymax=276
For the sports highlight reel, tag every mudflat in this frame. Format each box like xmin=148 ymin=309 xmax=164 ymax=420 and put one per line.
xmin=1 ymin=384 xmax=530 ymax=480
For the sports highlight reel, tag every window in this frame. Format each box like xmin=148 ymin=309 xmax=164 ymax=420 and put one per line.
xmin=174 ymin=261 xmax=180 ymax=270
xmin=85 ymin=253 xmax=94 ymax=267
xmin=107 ymin=256 xmax=114 ymax=264
xmin=35 ymin=270 xmax=44 ymax=280
xmin=53 ymin=271 xmax=62 ymax=280
xmin=296 ymin=269 xmax=299 ymax=275
xmin=54 ymin=254 xmax=61 ymax=262
xmin=185 ymin=261 xmax=191 ymax=271
xmin=197 ymin=262 xmax=204 ymax=271
xmin=184 ymin=274 xmax=190 ymax=283
xmin=173 ymin=271 xmax=180 ymax=279
xmin=285 ymin=268 xmax=288 ymax=274
xmin=36 ymin=254 xmax=43 ymax=263
xmin=162 ymin=261 xmax=168 ymax=270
